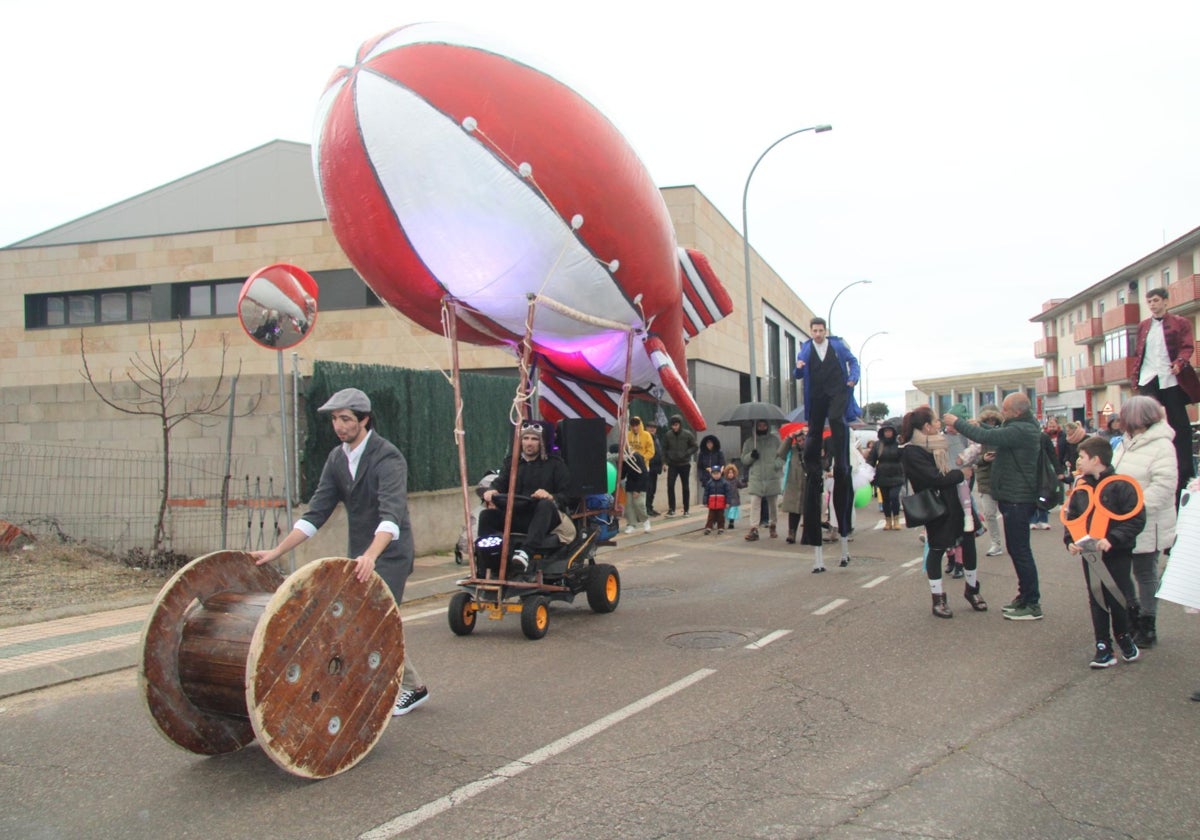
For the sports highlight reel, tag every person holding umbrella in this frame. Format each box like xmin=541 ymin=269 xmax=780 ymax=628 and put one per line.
xmin=740 ymin=418 xmax=784 ymax=540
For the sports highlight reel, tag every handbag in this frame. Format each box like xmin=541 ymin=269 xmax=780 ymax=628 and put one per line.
xmin=1035 ymin=442 xmax=1064 ymax=511
xmin=901 ymin=487 xmax=947 ymax=528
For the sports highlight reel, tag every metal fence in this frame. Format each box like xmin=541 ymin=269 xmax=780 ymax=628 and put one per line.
xmin=0 ymin=441 xmax=285 ymax=558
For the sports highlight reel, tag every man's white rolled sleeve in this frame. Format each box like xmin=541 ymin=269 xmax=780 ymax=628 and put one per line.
xmin=376 ymin=521 xmax=400 ymax=541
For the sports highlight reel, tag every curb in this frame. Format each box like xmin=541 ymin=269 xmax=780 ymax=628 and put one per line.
xmin=0 ymin=516 xmax=704 ymax=699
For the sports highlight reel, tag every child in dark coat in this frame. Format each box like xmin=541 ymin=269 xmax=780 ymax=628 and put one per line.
xmin=1063 ymin=437 xmax=1145 ymax=668
xmin=703 ymin=465 xmax=731 ymax=535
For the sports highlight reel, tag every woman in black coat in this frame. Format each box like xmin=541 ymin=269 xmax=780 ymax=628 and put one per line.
xmin=867 ymin=424 xmax=905 ymax=530
xmin=899 ymin=406 xmax=987 ymax=619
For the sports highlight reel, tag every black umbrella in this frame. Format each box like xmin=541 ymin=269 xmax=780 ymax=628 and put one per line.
xmin=718 ymin=401 xmax=788 ymax=426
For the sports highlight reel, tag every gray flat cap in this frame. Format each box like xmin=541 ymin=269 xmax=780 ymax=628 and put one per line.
xmin=317 ymin=388 xmax=371 ymax=413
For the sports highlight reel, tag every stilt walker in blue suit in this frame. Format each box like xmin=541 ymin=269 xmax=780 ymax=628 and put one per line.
xmin=794 ymin=317 xmax=861 ymax=572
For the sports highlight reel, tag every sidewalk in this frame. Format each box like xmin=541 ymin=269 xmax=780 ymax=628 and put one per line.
xmin=0 ymin=514 xmax=703 ymax=699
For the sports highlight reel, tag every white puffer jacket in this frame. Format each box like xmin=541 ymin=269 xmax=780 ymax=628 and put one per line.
xmin=1111 ymin=421 xmax=1178 ymax=553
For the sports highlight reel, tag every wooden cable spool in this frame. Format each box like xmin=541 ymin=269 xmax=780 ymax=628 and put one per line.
xmin=139 ymin=550 xmax=405 ymax=779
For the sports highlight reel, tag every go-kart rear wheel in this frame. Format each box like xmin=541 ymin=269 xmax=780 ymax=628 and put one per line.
xmin=586 ymin=564 xmax=620 ymax=613
xmin=521 ymin=596 xmax=550 ymax=640
xmin=448 ymin=591 xmax=477 ymax=636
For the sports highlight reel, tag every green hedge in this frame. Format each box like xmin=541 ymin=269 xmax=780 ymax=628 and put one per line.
xmin=303 ymin=361 xmax=519 ymax=496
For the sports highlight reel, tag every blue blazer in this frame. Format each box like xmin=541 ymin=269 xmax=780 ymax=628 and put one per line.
xmin=793 ymin=336 xmax=862 ymax=424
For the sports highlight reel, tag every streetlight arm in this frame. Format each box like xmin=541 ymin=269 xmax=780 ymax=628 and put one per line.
xmin=827 ymin=279 xmax=871 ymax=333
xmin=741 ymin=124 xmax=832 ymax=402
xmin=856 ymin=331 xmax=888 ymax=408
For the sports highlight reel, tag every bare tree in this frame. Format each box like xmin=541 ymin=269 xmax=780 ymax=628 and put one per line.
xmin=80 ymin=321 xmax=259 ymax=554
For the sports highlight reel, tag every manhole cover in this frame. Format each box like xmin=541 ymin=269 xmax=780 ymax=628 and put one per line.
xmin=666 ymin=630 xmax=752 ymax=650
xmin=622 ymin=586 xmax=674 ymax=599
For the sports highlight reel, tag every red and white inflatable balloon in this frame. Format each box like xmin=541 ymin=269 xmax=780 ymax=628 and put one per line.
xmin=313 ymin=24 xmax=732 ymax=429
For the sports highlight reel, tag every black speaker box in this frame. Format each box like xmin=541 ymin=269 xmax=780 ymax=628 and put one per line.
xmin=556 ymin=417 xmax=608 ymax=498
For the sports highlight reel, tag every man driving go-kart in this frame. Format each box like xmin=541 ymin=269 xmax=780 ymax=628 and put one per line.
xmin=479 ymin=421 xmax=570 ymax=573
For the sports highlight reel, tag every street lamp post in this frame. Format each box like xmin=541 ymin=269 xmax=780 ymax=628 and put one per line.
xmin=863 ymin=358 xmax=882 ymax=419
xmin=742 ymin=123 xmax=832 ymax=402
xmin=827 ymin=279 xmax=871 ymax=334
xmin=857 ymin=331 xmax=888 ymax=408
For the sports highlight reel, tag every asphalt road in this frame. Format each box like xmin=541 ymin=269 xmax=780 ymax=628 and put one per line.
xmin=2 ymin=512 xmax=1199 ymax=839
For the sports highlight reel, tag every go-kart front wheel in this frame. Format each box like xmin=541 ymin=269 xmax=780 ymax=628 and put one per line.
xmin=521 ymin=595 xmax=550 ymax=640
xmin=586 ymin=564 xmax=620 ymax=613
xmin=448 ymin=591 xmax=477 ymax=636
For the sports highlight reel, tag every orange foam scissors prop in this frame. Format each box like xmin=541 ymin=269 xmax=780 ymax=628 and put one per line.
xmin=1059 ymin=475 xmax=1144 ymax=543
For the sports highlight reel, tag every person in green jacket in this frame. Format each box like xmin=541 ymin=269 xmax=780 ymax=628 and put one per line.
xmin=661 ymin=414 xmax=699 ymax=517
xmin=943 ymin=393 xmax=1046 ymax=621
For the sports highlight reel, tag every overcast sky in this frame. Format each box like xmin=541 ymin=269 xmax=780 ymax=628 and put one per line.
xmin=3 ymin=0 xmax=1198 ymax=417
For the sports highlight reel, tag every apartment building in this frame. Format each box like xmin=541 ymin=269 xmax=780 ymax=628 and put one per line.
xmin=1031 ymin=226 xmax=1200 ymax=429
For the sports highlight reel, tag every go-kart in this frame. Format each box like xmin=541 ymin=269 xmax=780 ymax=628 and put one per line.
xmin=448 ymin=493 xmax=620 ymax=640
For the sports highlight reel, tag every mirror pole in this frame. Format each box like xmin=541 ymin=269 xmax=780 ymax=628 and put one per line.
xmin=277 ymin=350 xmax=296 ymax=572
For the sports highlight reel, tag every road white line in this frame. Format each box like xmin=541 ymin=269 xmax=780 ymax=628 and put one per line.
xmin=401 ymin=607 xmax=446 ymax=623
xmin=359 ymin=668 xmax=717 ymax=838
xmin=902 ymin=557 xmax=924 ymax=568
xmin=812 ymin=598 xmax=848 ymax=615
xmin=745 ymin=629 xmax=792 ymax=650
xmin=862 ymin=576 xmax=890 ymax=589
xmin=414 ymin=570 xmax=471 ymax=585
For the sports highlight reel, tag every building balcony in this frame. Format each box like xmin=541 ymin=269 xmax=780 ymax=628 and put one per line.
xmin=1168 ymin=274 xmax=1200 ymax=315
xmin=1073 ymin=317 xmax=1104 ymax=344
xmin=1075 ymin=366 xmax=1105 ymax=389
xmin=1101 ymin=303 xmax=1141 ymax=331
xmin=1036 ymin=375 xmax=1059 ymax=395
xmin=1034 ymin=336 xmax=1058 ymax=358
xmin=1103 ymin=357 xmax=1135 ymax=385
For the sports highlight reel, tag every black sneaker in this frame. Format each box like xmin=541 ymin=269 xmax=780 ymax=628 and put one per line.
xmin=393 ymin=686 xmax=429 ymax=716
xmin=1090 ymin=642 xmax=1116 ymax=669
xmin=1116 ymin=634 xmax=1140 ymax=662
xmin=951 ymin=565 xmax=965 ymax=579
xmin=1004 ymin=602 xmax=1043 ymax=621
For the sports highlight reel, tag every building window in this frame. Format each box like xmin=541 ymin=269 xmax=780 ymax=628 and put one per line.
xmin=25 ymin=287 xmax=152 ymax=328
xmin=765 ymin=318 xmax=782 ymax=406
xmin=1100 ymin=329 xmax=1134 ymax=364
xmin=785 ymin=333 xmax=798 ymax=411
xmin=311 ymin=268 xmax=383 ymax=310
xmin=1117 ymin=290 xmax=1126 ymax=305
xmin=1097 ymin=300 xmax=1105 ymax=315
xmin=175 ymin=280 xmax=242 ymax=318
xmin=1163 ymin=268 xmax=1171 ymax=285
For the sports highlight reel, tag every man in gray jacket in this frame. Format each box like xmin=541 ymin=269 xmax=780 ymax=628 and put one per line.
xmin=252 ymin=387 xmax=428 ymax=715
xmin=943 ymin=393 xmax=1045 ymax=620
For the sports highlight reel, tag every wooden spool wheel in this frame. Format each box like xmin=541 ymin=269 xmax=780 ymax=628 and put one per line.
xmin=139 ymin=551 xmax=405 ymax=779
